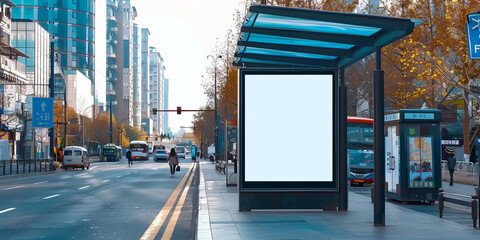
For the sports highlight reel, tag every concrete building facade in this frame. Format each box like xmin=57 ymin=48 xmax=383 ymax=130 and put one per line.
xmin=115 ymin=0 xmax=136 ymax=126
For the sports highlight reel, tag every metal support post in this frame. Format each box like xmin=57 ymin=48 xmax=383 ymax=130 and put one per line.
xmin=49 ymin=40 xmax=55 ymax=162
xmin=339 ymin=67 xmax=348 ymax=211
xmin=471 ymin=198 xmax=478 ymax=229
xmin=374 ymin=49 xmax=385 ymax=226
xmin=110 ymin=100 xmax=113 ymax=143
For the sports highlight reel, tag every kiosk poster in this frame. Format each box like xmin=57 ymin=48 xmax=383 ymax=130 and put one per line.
xmin=409 ymin=137 xmax=434 ymax=188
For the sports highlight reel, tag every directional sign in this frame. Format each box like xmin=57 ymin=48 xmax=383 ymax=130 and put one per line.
xmin=32 ymin=97 xmax=53 ymax=128
xmin=467 ymin=12 xmax=480 ymax=59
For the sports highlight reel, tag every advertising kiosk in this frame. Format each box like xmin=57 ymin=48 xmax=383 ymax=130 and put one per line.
xmin=385 ymin=109 xmax=442 ymax=203
xmin=238 ymin=69 xmax=340 ymax=211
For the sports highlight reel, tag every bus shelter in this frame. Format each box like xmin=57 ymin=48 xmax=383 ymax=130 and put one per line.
xmin=234 ymin=5 xmax=424 ymax=226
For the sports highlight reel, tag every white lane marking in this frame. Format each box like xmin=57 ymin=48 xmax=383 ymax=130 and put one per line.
xmin=33 ymin=181 xmax=48 ymax=185
xmin=126 ymin=173 xmax=131 ymax=175
xmin=78 ymin=186 xmax=90 ymax=190
xmin=90 ymin=166 xmax=98 ymax=170
xmin=115 ymin=176 xmax=121 ymax=178
xmin=43 ymin=194 xmax=60 ymax=200
xmin=2 ymin=186 xmax=25 ymax=191
xmin=102 ymin=179 xmax=110 ymax=183
xmin=76 ymin=173 xmax=88 ymax=177
xmin=60 ymin=176 xmax=71 ymax=179
xmin=0 ymin=208 xmax=16 ymax=214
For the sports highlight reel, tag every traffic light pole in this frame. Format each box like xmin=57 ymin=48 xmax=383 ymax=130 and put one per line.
xmin=153 ymin=108 xmax=214 ymax=158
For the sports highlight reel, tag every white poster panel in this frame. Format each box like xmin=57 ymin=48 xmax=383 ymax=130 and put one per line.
xmin=244 ymin=74 xmax=333 ymax=182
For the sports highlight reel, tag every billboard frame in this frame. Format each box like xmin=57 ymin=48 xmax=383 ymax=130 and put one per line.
xmin=238 ymin=68 xmax=340 ymax=211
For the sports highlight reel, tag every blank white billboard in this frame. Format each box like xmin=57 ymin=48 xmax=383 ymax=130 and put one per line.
xmin=244 ymin=74 xmax=333 ymax=182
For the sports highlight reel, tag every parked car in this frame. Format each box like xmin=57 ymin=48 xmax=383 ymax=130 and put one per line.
xmin=63 ymin=146 xmax=90 ymax=170
xmin=154 ymin=149 xmax=169 ymax=162
xmin=176 ymin=146 xmax=186 ymax=159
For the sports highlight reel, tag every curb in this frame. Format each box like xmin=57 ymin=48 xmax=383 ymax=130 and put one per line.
xmin=0 ymin=170 xmax=55 ymax=181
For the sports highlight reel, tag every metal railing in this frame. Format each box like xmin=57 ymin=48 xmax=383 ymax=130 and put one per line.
xmin=0 ymin=159 xmax=53 ymax=176
xmin=438 ymin=188 xmax=478 ymax=229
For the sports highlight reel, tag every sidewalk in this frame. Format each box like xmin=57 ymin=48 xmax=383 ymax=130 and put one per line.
xmin=197 ymin=160 xmax=480 ymax=240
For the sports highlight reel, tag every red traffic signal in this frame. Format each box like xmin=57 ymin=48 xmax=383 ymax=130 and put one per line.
xmin=177 ymin=106 xmax=181 ymax=114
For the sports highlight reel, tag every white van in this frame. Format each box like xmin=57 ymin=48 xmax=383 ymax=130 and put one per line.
xmin=63 ymin=146 xmax=90 ymax=170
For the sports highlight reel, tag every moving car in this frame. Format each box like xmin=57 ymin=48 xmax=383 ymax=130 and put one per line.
xmin=63 ymin=146 xmax=90 ymax=170
xmin=176 ymin=146 xmax=186 ymax=159
xmin=154 ymin=149 xmax=169 ymax=162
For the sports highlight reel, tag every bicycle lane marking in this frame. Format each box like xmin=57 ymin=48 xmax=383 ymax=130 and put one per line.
xmin=139 ymin=164 xmax=193 ymax=240
xmin=161 ymin=163 xmax=197 ymax=240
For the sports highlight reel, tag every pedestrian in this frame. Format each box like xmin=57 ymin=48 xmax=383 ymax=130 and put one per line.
xmin=447 ymin=156 xmax=456 ymax=186
xmin=126 ymin=150 xmax=133 ymax=167
xmin=168 ymin=148 xmax=179 ymax=176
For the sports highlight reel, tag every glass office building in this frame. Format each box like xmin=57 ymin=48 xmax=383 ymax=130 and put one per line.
xmin=12 ymin=0 xmax=96 ymax=97
xmin=11 ymin=20 xmax=50 ymax=98
xmin=106 ymin=0 xmax=118 ymax=114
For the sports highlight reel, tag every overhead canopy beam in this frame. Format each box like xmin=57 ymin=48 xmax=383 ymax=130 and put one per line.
xmin=234 ymin=52 xmax=338 ymax=68
xmin=241 ymin=26 xmax=376 ymax=47
xmin=237 ymin=41 xmax=354 ymax=58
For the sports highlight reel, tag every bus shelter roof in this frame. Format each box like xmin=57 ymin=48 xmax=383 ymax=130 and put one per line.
xmin=234 ymin=5 xmax=425 ymax=69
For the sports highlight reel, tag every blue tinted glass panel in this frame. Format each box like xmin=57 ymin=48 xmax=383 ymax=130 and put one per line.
xmin=247 ymin=33 xmax=354 ymax=49
xmin=254 ymin=14 xmax=381 ymax=37
xmin=244 ymin=47 xmax=338 ymax=60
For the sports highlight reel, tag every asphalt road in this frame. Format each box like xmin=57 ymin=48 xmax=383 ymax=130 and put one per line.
xmin=0 ymin=155 xmax=199 ymax=240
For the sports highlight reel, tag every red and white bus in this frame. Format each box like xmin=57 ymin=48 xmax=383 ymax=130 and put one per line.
xmin=347 ymin=116 xmax=374 ymax=186
xmin=129 ymin=141 xmax=149 ymax=160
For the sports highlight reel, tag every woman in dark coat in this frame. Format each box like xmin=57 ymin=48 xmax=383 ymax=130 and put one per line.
xmin=168 ymin=148 xmax=179 ymax=175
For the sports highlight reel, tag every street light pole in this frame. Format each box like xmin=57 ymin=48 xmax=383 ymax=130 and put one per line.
xmin=81 ymin=105 xmax=95 ymax=147
xmin=208 ymin=55 xmax=222 ymax=160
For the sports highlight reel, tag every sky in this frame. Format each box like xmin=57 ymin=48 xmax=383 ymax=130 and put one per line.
xmin=133 ymin=0 xmax=247 ymax=134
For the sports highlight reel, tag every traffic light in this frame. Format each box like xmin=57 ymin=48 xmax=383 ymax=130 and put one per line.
xmin=152 ymin=108 xmax=157 ymax=115
xmin=177 ymin=106 xmax=181 ymax=114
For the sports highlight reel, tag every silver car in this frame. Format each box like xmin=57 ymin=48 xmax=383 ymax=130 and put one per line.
xmin=154 ymin=150 xmax=169 ymax=162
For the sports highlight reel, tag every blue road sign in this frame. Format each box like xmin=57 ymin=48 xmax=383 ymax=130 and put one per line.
xmin=467 ymin=12 xmax=480 ymax=59
xmin=32 ymin=97 xmax=53 ymax=128
xmin=189 ymin=140 xmax=192 ymax=145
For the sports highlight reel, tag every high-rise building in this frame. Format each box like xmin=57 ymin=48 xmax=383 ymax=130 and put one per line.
xmin=132 ymin=23 xmax=141 ymax=128
xmin=115 ymin=0 xmax=136 ymax=126
xmin=11 ymin=0 xmax=102 ymax=107
xmin=95 ymin=0 xmax=107 ymax=111
xmin=163 ymin=78 xmax=171 ymax=135
xmin=149 ymin=46 xmax=164 ymax=135
xmin=106 ymin=0 xmax=118 ymax=115
xmin=141 ymin=28 xmax=151 ymax=134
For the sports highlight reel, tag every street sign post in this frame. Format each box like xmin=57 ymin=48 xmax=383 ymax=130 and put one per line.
xmin=32 ymin=97 xmax=53 ymax=128
xmin=467 ymin=12 xmax=480 ymax=59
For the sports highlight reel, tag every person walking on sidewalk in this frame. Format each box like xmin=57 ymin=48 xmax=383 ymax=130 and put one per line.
xmin=168 ymin=148 xmax=179 ymax=176
xmin=126 ymin=150 xmax=133 ymax=167
xmin=447 ymin=156 xmax=456 ymax=186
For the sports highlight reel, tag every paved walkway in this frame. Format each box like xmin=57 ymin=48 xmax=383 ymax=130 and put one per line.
xmin=197 ymin=160 xmax=480 ymax=240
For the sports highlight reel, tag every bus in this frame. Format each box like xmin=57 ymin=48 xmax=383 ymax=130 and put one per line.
xmin=347 ymin=116 xmax=374 ymax=186
xmin=129 ymin=141 xmax=149 ymax=160
xmin=102 ymin=143 xmax=122 ymax=162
